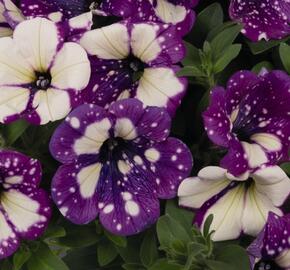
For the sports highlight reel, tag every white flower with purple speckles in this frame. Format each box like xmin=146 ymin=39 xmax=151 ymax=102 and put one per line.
xmin=94 ymin=0 xmax=199 ymax=36
xmin=248 ymin=212 xmax=290 ymax=270
xmin=80 ymin=21 xmax=187 ymax=116
xmin=49 ymin=98 xmax=192 ymax=235
xmin=203 ymin=70 xmax=290 ymax=177
xmin=0 ymin=150 xmax=51 ymax=259
xmin=178 ymin=166 xmax=290 ymax=241
xmin=229 ymin=0 xmax=290 ymax=42
xmin=0 ymin=17 xmax=91 ymax=125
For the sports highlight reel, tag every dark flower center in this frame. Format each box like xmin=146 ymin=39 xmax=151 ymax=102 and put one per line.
xmin=232 ymin=126 xmax=251 ymax=142
xmin=99 ymin=137 xmax=127 ymax=163
xmin=127 ymin=55 xmax=146 ymax=82
xmin=34 ymin=72 xmax=52 ymax=90
xmin=254 ymin=259 xmax=282 ymax=270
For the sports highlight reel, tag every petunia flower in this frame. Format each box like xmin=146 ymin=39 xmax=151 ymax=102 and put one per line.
xmin=0 ymin=0 xmax=93 ymax=40
xmin=203 ymin=70 xmax=290 ymax=177
xmin=0 ymin=150 xmax=51 ymax=259
xmin=178 ymin=166 xmax=290 ymax=241
xmin=49 ymin=98 xmax=192 ymax=235
xmin=248 ymin=212 xmax=290 ymax=270
xmin=93 ymin=0 xmax=199 ymax=36
xmin=229 ymin=0 xmax=290 ymax=42
xmin=79 ymin=21 xmax=187 ymax=116
xmin=0 ymin=17 xmax=91 ymax=125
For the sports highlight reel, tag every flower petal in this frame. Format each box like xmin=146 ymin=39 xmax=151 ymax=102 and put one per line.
xmin=50 ymin=42 xmax=90 ymax=91
xmin=13 ymin=17 xmax=60 ymax=72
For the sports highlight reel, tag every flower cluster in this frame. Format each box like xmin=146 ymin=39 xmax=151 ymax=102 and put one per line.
xmin=0 ymin=0 xmax=289 ymax=267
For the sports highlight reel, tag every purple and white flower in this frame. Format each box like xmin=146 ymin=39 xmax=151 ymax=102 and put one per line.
xmin=178 ymin=166 xmax=290 ymax=241
xmin=229 ymin=0 xmax=290 ymax=42
xmin=95 ymin=0 xmax=199 ymax=36
xmin=50 ymin=99 xmax=192 ymax=235
xmin=248 ymin=212 xmax=290 ymax=270
xmin=0 ymin=0 xmax=93 ymax=40
xmin=203 ymin=70 xmax=290 ymax=177
xmin=0 ymin=150 xmax=51 ymax=259
xmin=0 ymin=17 xmax=91 ymax=125
xmin=80 ymin=21 xmax=187 ymax=116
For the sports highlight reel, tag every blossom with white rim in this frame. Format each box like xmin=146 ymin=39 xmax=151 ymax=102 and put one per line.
xmin=49 ymin=98 xmax=193 ymax=236
xmin=79 ymin=20 xmax=187 ymax=116
xmin=0 ymin=17 xmax=91 ymax=125
xmin=203 ymin=70 xmax=290 ymax=177
xmin=178 ymin=165 xmax=290 ymax=241
xmin=0 ymin=150 xmax=51 ymax=259
xmin=248 ymin=212 xmax=290 ymax=270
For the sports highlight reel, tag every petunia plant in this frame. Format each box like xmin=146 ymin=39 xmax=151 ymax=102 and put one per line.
xmin=0 ymin=0 xmax=289 ymax=270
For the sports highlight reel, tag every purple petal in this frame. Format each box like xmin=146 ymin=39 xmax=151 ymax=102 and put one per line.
xmin=229 ymin=0 xmax=290 ymax=41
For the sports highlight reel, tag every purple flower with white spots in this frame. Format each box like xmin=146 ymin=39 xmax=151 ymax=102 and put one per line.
xmin=49 ymin=99 xmax=192 ymax=235
xmin=79 ymin=21 xmax=187 ymax=116
xmin=248 ymin=212 xmax=290 ymax=270
xmin=178 ymin=166 xmax=290 ymax=241
xmin=94 ymin=0 xmax=199 ymax=36
xmin=0 ymin=150 xmax=51 ymax=259
xmin=203 ymin=70 xmax=290 ymax=177
xmin=0 ymin=17 xmax=91 ymax=125
xmin=0 ymin=0 xmax=93 ymax=41
xmin=229 ymin=0 xmax=290 ymax=42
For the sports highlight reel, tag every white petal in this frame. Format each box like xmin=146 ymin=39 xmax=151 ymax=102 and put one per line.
xmin=80 ymin=23 xmax=129 ymax=59
xmin=241 ymin=142 xmax=268 ymax=168
xmin=198 ymin=166 xmax=227 ymax=181
xmin=0 ymin=86 xmax=30 ymax=122
xmin=32 ymin=89 xmax=71 ymax=124
xmin=252 ymin=166 xmax=290 ymax=206
xmin=0 ymin=211 xmax=14 ymax=242
xmin=1 ymin=189 xmax=44 ymax=232
xmin=115 ymin=118 xmax=137 ymax=140
xmin=276 ymin=250 xmax=290 ymax=268
xmin=131 ymin=23 xmax=161 ymax=63
xmin=77 ymin=163 xmax=102 ymax=199
xmin=202 ymin=185 xmax=244 ymax=241
xmin=68 ymin=12 xmax=92 ymax=30
xmin=73 ymin=118 xmax=111 ymax=155
xmin=242 ymin=186 xmax=282 ymax=236
xmin=13 ymin=18 xmax=59 ymax=72
xmin=51 ymin=42 xmax=90 ymax=91
xmin=0 ymin=27 xmax=12 ymax=37
xmin=154 ymin=0 xmax=187 ymax=24
xmin=2 ymin=0 xmax=24 ymax=25
xmin=178 ymin=176 xmax=229 ymax=209
xmin=0 ymin=37 xmax=34 ymax=84
xmin=251 ymin=133 xmax=282 ymax=152
xmin=136 ymin=67 xmax=184 ymax=108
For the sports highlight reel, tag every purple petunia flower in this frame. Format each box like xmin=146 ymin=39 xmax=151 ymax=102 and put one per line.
xmin=0 ymin=150 xmax=51 ymax=259
xmin=178 ymin=166 xmax=290 ymax=241
xmin=50 ymin=99 xmax=192 ymax=235
xmin=94 ymin=0 xmax=199 ymax=36
xmin=229 ymin=0 xmax=290 ymax=42
xmin=203 ymin=70 xmax=290 ymax=177
xmin=0 ymin=0 xmax=93 ymax=40
xmin=0 ymin=17 xmax=91 ymax=125
xmin=79 ymin=21 xmax=187 ymax=116
xmin=248 ymin=212 xmax=290 ymax=270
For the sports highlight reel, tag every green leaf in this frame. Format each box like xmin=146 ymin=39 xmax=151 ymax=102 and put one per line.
xmin=203 ymin=214 xmax=214 ymax=237
xmin=97 ymin=238 xmax=118 ymax=266
xmin=281 ymin=162 xmax=290 ymax=175
xmin=204 ymin=260 xmax=233 ymax=270
xmin=122 ymin=263 xmax=146 ymax=270
xmin=157 ymin=215 xmax=191 ymax=249
xmin=26 ymin=243 xmax=69 ymax=270
xmin=13 ymin=247 xmax=31 ymax=270
xmin=42 ymin=225 xmax=66 ymax=239
xmin=149 ymin=259 xmax=183 ymax=270
xmin=0 ymin=259 xmax=13 ymax=270
xmin=182 ymin=41 xmax=202 ymax=66
xmin=279 ymin=43 xmax=290 ymax=73
xmin=207 ymin=21 xmax=237 ymax=42
xmin=213 ymin=44 xmax=241 ymax=73
xmin=140 ymin=230 xmax=158 ymax=267
xmin=105 ymin=230 xmax=127 ymax=248
xmin=247 ymin=37 xmax=289 ymax=54
xmin=214 ymin=245 xmax=251 ymax=270
xmin=190 ymin=3 xmax=223 ymax=45
xmin=3 ymin=119 xmax=29 ymax=145
xmin=177 ymin=66 xmax=205 ymax=77
xmin=165 ymin=199 xmax=194 ymax=232
xmin=252 ymin=61 xmax=273 ymax=74
xmin=211 ymin=24 xmax=242 ymax=56
xmin=116 ymin=238 xmax=141 ymax=264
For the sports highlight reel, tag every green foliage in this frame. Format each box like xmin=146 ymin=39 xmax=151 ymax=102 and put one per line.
xmin=279 ymin=42 xmax=290 ymax=73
